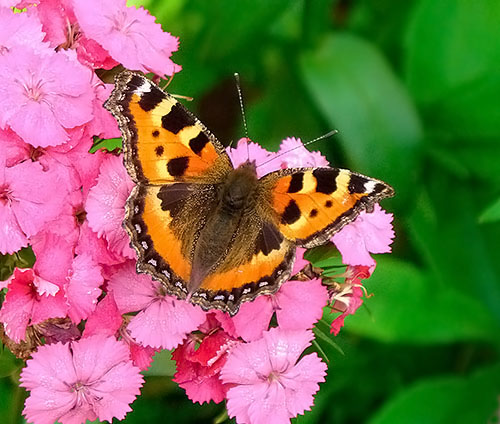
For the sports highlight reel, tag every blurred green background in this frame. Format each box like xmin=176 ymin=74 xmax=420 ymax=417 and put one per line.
xmin=3 ymin=0 xmax=500 ymax=423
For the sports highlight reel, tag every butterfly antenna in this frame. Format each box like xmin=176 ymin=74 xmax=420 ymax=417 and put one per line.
xmin=256 ymin=130 xmax=339 ymax=169
xmin=234 ymin=73 xmax=250 ymax=160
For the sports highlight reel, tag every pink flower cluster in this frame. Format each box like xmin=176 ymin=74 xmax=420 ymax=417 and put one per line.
xmin=0 ymin=2 xmax=395 ymax=424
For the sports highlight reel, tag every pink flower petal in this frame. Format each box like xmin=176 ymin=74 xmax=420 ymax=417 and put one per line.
xmin=107 ymin=260 xmax=158 ymax=313
xmin=278 ymin=137 xmax=329 ymax=168
xmin=275 ymin=279 xmax=328 ymax=330
xmin=84 ymin=291 xmax=122 ymax=338
xmin=65 ymin=253 xmax=103 ymax=323
xmin=85 ymin=154 xmax=135 ymax=260
xmin=332 ymin=204 xmax=395 ymax=266
xmin=231 ymin=295 xmax=273 ymax=341
xmin=128 ymin=296 xmax=206 ymax=349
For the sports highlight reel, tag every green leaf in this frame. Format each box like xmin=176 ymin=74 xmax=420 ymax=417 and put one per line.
xmin=143 ymin=349 xmax=176 ymax=377
xmin=343 ymin=258 xmax=500 ymax=344
xmin=405 ymin=0 xmax=500 ymax=105
xmin=369 ymin=362 xmax=500 ymax=424
xmin=480 ymin=197 xmax=500 ymax=223
xmin=405 ymin=0 xmax=500 ymax=141
xmin=0 ymin=349 xmax=22 ymax=379
xmin=300 ymin=33 xmax=423 ymax=207
xmin=89 ymin=137 xmax=122 ymax=153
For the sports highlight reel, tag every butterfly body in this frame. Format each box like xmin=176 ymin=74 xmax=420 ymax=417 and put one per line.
xmin=105 ymin=71 xmax=394 ymax=315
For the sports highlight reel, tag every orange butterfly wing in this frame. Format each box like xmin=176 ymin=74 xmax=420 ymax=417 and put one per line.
xmin=261 ymin=167 xmax=394 ymax=247
xmin=105 ymin=71 xmax=232 ymax=184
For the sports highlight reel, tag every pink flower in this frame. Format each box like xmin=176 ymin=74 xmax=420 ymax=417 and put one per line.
xmin=173 ymin=313 xmax=239 ymax=404
xmin=0 ymin=7 xmax=47 ymax=53
xmin=85 ymin=154 xmax=136 ymax=260
xmin=0 ymin=268 xmax=67 ymax=343
xmin=277 ymin=137 xmax=329 ymax=168
xmin=220 ymin=328 xmax=327 ymax=424
xmin=0 ymin=154 xmax=65 ymax=254
xmin=35 ymin=0 xmax=118 ymax=69
xmin=20 ymin=335 xmax=144 ymax=424
xmin=332 ymin=204 xmax=395 ymax=266
xmin=231 ymin=278 xmax=328 ymax=342
xmin=108 ymin=261 xmax=206 ymax=349
xmin=0 ymin=46 xmax=94 ymax=147
xmin=73 ymin=0 xmax=181 ymax=76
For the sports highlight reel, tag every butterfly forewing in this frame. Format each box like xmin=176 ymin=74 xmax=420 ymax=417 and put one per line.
xmin=261 ymin=167 xmax=394 ymax=248
xmin=105 ymin=71 xmax=232 ymax=184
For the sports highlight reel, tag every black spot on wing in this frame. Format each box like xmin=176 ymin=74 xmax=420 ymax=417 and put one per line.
xmin=138 ymin=88 xmax=164 ymax=111
xmin=256 ymin=222 xmax=284 ymax=256
xmin=281 ymin=200 xmax=301 ymax=225
xmin=155 ymin=145 xmax=164 ymax=156
xmin=189 ymin=132 xmax=209 ymax=156
xmin=310 ymin=209 xmax=318 ymax=218
xmin=325 ymin=200 xmax=333 ymax=208
xmin=152 ymin=130 xmax=159 ymax=137
xmin=313 ymin=169 xmax=339 ymax=194
xmin=287 ymin=173 xmax=304 ymax=193
xmin=161 ymin=103 xmax=195 ymax=134
xmin=348 ymin=174 xmax=368 ymax=194
xmin=167 ymin=156 xmax=189 ymax=177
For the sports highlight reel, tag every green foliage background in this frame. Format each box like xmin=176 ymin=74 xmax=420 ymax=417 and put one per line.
xmin=2 ymin=0 xmax=500 ymax=423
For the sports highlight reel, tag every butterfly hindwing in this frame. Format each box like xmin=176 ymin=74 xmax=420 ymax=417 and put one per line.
xmin=261 ymin=167 xmax=394 ymax=248
xmin=105 ymin=71 xmax=232 ymax=184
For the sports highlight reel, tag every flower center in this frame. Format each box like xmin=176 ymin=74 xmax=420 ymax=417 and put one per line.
xmin=110 ymin=10 xmax=138 ymax=35
xmin=0 ymin=184 xmax=13 ymax=205
xmin=23 ymin=75 xmax=46 ymax=102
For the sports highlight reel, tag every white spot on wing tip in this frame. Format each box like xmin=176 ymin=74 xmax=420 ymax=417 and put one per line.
xmin=364 ymin=180 xmax=377 ymax=193
xmin=135 ymin=82 xmax=152 ymax=95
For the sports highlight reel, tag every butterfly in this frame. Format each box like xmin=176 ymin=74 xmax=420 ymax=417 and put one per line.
xmin=104 ymin=71 xmax=394 ymax=315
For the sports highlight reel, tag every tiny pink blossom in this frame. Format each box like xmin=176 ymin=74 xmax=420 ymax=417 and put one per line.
xmin=232 ymin=278 xmax=328 ymax=341
xmin=0 ymin=46 xmax=94 ymax=147
xmin=332 ymin=204 xmax=395 ymax=266
xmin=20 ymin=335 xmax=144 ymax=424
xmin=221 ymin=328 xmax=327 ymax=424
xmin=73 ymin=0 xmax=181 ymax=76
xmin=278 ymin=137 xmax=329 ymax=168
xmin=329 ymin=265 xmax=371 ymax=335
xmin=65 ymin=253 xmax=103 ymax=323
xmin=0 ymin=155 xmax=66 ymax=254
xmin=0 ymin=268 xmax=67 ymax=343
xmin=85 ymin=154 xmax=136 ymax=260
xmin=108 ymin=261 xmax=206 ymax=349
